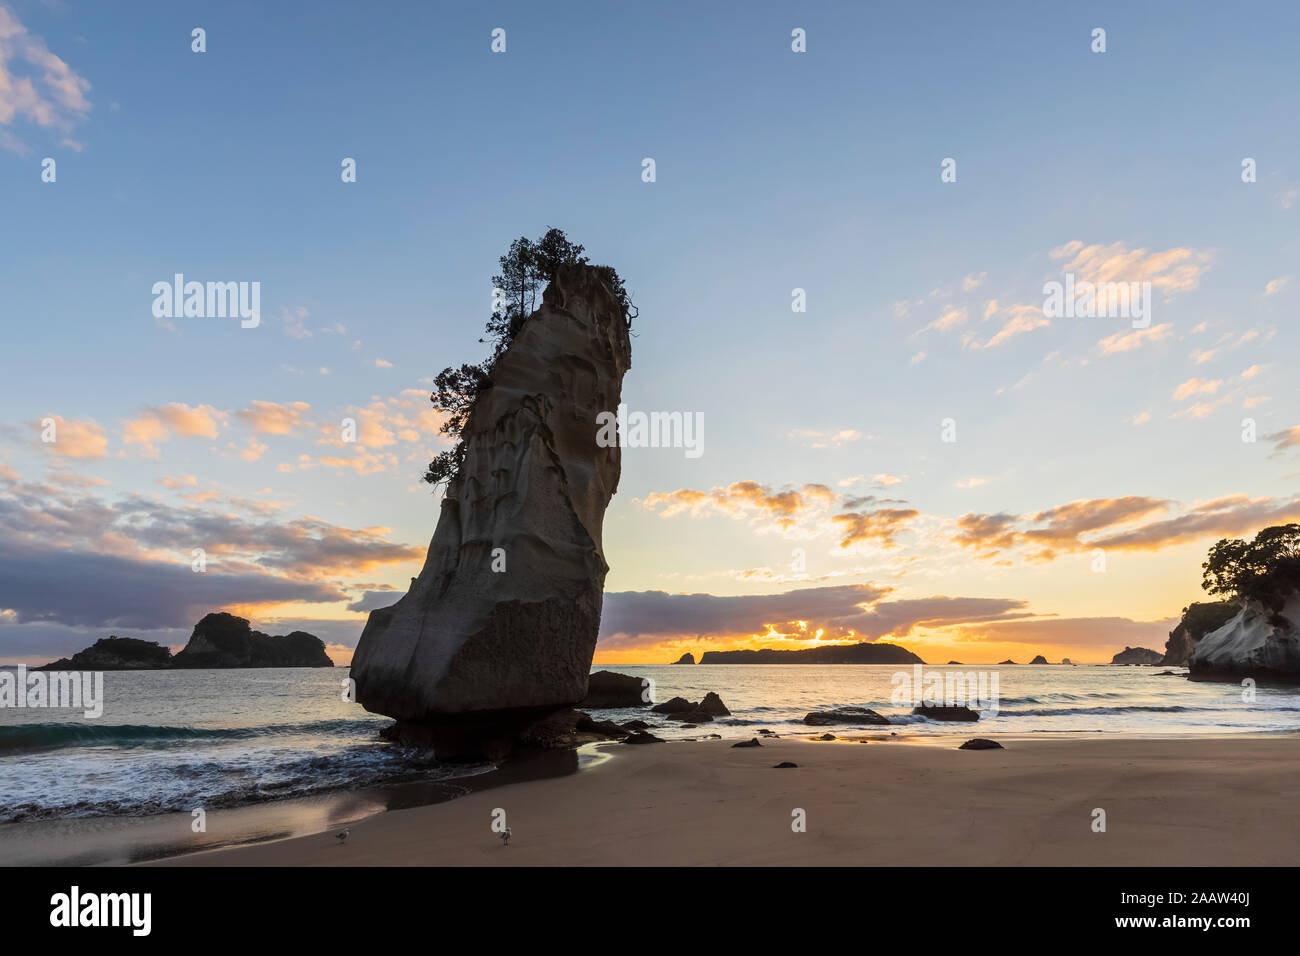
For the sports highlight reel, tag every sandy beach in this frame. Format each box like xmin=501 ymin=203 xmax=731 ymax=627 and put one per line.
xmin=150 ymin=734 xmax=1300 ymax=867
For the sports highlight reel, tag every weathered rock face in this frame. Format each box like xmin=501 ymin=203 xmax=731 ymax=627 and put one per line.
xmin=1110 ymin=646 xmax=1163 ymax=665
xmin=1189 ymin=596 xmax=1300 ymax=682
xmin=350 ymin=265 xmax=632 ymax=750
xmin=1162 ymin=601 xmax=1240 ymax=666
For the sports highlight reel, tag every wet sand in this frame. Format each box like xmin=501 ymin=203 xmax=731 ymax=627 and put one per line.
xmin=148 ymin=734 xmax=1300 ymax=867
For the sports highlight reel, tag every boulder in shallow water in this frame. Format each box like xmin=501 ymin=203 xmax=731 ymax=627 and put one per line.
xmin=649 ymin=696 xmax=695 ymax=714
xmin=580 ymin=670 xmax=648 ymax=709
xmin=698 ymin=692 xmax=730 ymax=716
xmin=803 ymin=707 xmax=890 ymax=726
xmin=913 ymin=704 xmax=980 ymax=722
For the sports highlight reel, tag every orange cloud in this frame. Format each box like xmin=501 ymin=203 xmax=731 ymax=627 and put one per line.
xmin=234 ymin=400 xmax=311 ymax=435
xmin=36 ymin=415 xmax=108 ymax=459
xmin=1097 ymin=323 xmax=1174 ymax=355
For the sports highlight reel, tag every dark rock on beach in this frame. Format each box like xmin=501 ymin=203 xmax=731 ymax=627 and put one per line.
xmin=816 ymin=733 xmax=837 ymax=741
xmin=913 ymin=704 xmax=980 ymax=722
xmin=732 ymin=738 xmax=762 ymax=748
xmin=698 ymin=691 xmax=730 ymax=716
xmin=650 ymin=696 xmax=695 ymax=714
xmin=773 ymin=762 xmax=798 ymax=768
xmin=580 ymin=670 xmax=648 ymax=708
xmin=803 ymin=707 xmax=890 ymax=726
xmin=623 ymin=731 xmax=664 ymax=745
xmin=575 ymin=714 xmax=630 ymax=737
xmin=959 ymin=738 xmax=1004 ymax=750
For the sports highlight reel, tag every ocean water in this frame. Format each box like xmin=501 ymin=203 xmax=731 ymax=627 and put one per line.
xmin=0 ymin=663 xmax=1297 ymax=825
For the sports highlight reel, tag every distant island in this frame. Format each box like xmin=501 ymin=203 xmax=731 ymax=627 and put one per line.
xmin=1111 ymin=646 xmax=1163 ymax=665
xmin=37 ymin=612 xmax=334 ymax=670
xmin=698 ymin=642 xmax=923 ymax=665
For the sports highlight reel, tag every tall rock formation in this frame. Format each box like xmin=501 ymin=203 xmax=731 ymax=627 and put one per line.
xmin=1188 ymin=596 xmax=1300 ymax=682
xmin=350 ymin=264 xmax=632 ymax=755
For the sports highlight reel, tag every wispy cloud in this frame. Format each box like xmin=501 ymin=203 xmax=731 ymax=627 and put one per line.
xmin=0 ymin=4 xmax=92 ymax=154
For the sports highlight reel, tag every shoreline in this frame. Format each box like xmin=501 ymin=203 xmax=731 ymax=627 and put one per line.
xmin=0 ymin=746 xmax=585 ymax=867
xmin=143 ymin=731 xmax=1300 ymax=867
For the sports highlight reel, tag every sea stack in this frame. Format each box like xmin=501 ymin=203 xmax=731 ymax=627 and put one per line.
xmin=350 ymin=264 xmax=633 ymax=757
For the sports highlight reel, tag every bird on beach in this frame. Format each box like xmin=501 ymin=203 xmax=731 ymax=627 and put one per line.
xmin=500 ymin=826 xmax=511 ymax=847
xmin=336 ymin=827 xmax=350 ymax=845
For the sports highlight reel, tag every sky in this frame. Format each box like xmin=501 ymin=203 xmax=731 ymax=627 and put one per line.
xmin=1 ymin=0 xmax=1298 ymax=666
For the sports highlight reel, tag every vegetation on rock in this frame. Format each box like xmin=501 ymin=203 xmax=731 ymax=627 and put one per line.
xmin=423 ymin=228 xmax=634 ymax=486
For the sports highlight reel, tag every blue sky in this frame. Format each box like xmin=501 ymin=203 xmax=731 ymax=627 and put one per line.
xmin=2 ymin=0 xmax=1298 ymax=664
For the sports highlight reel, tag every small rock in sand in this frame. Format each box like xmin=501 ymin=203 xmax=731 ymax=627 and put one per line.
xmin=959 ymin=738 xmax=1003 ymax=750
xmin=732 ymin=738 xmax=762 ymax=748
xmin=623 ymin=731 xmax=664 ymax=745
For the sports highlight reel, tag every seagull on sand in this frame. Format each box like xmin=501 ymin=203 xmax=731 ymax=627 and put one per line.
xmin=336 ymin=827 xmax=350 ymax=845
xmin=500 ymin=826 xmax=511 ymax=847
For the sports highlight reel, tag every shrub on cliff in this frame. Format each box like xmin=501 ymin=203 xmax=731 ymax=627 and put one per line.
xmin=423 ymin=229 xmax=632 ymax=487
xmin=1202 ymin=524 xmax=1300 ymax=617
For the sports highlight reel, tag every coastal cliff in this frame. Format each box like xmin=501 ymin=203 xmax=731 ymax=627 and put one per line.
xmin=1162 ymin=601 xmax=1240 ymax=666
xmin=1188 ymin=595 xmax=1300 ymax=682
xmin=349 ymin=264 xmax=633 ymax=755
